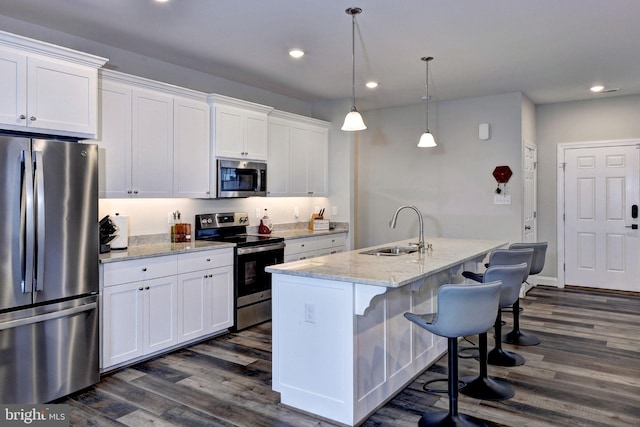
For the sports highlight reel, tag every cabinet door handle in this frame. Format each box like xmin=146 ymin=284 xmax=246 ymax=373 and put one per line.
xmin=206 ymin=258 xmax=211 ymax=262
xmin=133 ymin=190 xmax=138 ymax=194
xmin=30 ymin=116 xmax=36 ymax=121
xmin=145 ymin=286 xmax=150 ymax=290
xmin=138 ymin=287 xmax=143 ymax=291
xmin=19 ymin=114 xmax=26 ymax=119
xmin=127 ymin=190 xmax=133 ymax=194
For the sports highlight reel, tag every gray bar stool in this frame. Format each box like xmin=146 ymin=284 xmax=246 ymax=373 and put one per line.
xmin=459 ymin=262 xmax=529 ymax=401
xmin=462 ymin=248 xmax=533 ymax=367
xmin=405 ymin=281 xmax=501 ymax=427
xmin=502 ymin=242 xmax=548 ymax=346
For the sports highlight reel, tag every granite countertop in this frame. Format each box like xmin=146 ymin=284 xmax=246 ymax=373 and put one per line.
xmin=99 ymin=240 xmax=235 ymax=263
xmin=99 ymin=223 xmax=349 ymax=264
xmin=266 ymin=225 xmax=349 ymax=240
xmin=266 ymin=237 xmax=507 ymax=288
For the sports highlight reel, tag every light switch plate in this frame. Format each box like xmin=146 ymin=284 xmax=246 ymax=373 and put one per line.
xmin=494 ymin=194 xmax=512 ymax=204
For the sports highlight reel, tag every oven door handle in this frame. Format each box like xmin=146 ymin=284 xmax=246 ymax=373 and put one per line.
xmin=236 ymin=242 xmax=285 ymax=255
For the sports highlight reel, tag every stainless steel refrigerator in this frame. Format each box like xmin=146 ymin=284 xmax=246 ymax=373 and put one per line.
xmin=0 ymin=133 xmax=99 ymax=403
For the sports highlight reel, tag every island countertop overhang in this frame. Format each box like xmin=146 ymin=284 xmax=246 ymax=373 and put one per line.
xmin=266 ymin=237 xmax=508 ymax=288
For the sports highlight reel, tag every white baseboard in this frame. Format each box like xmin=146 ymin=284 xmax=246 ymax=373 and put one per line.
xmin=520 ymin=275 xmax=560 ymax=298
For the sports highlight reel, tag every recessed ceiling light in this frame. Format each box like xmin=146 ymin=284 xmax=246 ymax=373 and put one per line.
xmin=590 ymin=85 xmax=605 ymax=93
xmin=289 ymin=49 xmax=305 ymax=58
xmin=155 ymin=0 xmax=170 ymax=3
xmin=366 ymin=81 xmax=378 ymax=89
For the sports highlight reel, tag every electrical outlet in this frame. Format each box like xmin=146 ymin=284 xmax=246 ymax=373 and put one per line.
xmin=332 ymin=206 xmax=338 ymax=216
xmin=255 ymin=208 xmax=261 ymax=219
xmin=294 ymin=206 xmax=299 ymax=218
xmin=168 ymin=212 xmax=174 ymax=224
xmin=304 ymin=303 xmax=316 ymax=323
xmin=314 ymin=206 xmax=320 ymax=214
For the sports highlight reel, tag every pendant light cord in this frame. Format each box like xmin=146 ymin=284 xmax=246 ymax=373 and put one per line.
xmin=350 ymin=11 xmax=356 ymax=110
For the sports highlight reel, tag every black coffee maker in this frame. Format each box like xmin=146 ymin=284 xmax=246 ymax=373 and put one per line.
xmin=99 ymin=215 xmax=118 ymax=253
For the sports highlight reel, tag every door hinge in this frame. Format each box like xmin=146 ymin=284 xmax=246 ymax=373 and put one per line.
xmin=534 ymin=211 xmax=537 ymax=219
xmin=563 ymin=213 xmax=565 ymax=222
xmin=563 ymin=263 xmax=566 ymax=271
xmin=533 ymin=161 xmax=538 ymax=169
xmin=561 ymin=162 xmax=566 ymax=171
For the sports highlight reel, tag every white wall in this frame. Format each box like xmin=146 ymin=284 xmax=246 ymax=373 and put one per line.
xmin=536 ymin=94 xmax=640 ymax=277
xmin=355 ymin=92 xmax=525 ymax=249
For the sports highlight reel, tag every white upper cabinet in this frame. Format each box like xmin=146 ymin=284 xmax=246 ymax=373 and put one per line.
xmin=95 ymin=70 xmax=209 ymax=198
xmin=173 ymin=96 xmax=211 ymax=198
xmin=209 ymin=94 xmax=273 ymax=161
xmin=268 ymin=110 xmax=330 ymax=197
xmin=0 ymin=30 xmax=107 ymax=138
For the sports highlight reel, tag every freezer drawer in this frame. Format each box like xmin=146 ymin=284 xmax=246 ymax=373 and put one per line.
xmin=0 ymin=295 xmax=99 ymax=403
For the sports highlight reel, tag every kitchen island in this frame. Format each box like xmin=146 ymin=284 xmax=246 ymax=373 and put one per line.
xmin=266 ymin=237 xmax=507 ymax=426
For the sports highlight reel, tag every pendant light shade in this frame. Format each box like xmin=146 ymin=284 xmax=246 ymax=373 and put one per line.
xmin=418 ymin=56 xmax=436 ymax=147
xmin=342 ymin=7 xmax=366 ymax=131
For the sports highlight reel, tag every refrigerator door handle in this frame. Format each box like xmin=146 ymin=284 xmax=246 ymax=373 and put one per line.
xmin=0 ymin=301 xmax=97 ymax=331
xmin=22 ymin=150 xmax=35 ymax=294
xmin=34 ymin=151 xmax=45 ymax=292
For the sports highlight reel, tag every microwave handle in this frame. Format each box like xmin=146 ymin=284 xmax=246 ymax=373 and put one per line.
xmin=256 ymin=169 xmax=263 ymax=191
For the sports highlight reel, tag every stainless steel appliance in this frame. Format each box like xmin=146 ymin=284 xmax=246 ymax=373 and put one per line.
xmin=217 ymin=159 xmax=267 ymax=198
xmin=0 ymin=132 xmax=99 ymax=403
xmin=195 ymin=212 xmax=284 ymax=331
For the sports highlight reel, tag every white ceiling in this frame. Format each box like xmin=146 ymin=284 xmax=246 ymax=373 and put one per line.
xmin=2 ymin=0 xmax=639 ymax=110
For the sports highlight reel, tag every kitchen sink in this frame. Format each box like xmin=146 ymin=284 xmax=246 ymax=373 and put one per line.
xmin=360 ymin=246 xmax=419 ymax=256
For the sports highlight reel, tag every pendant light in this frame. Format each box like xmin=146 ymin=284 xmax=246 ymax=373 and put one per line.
xmin=418 ymin=56 xmax=437 ymax=147
xmin=342 ymin=7 xmax=367 ymax=131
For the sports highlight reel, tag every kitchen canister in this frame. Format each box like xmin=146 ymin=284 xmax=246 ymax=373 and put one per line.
xmin=110 ymin=213 xmax=129 ymax=249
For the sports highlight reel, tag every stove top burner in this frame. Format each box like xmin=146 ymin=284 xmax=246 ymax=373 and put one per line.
xmin=194 ymin=212 xmax=284 ymax=248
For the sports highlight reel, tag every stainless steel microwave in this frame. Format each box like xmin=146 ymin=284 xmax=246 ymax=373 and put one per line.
xmin=217 ymin=159 xmax=267 ymax=198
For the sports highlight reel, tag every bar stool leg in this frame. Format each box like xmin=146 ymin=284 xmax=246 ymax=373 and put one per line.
xmin=488 ymin=310 xmax=525 ymax=367
xmin=460 ymin=333 xmax=514 ymax=401
xmin=502 ymin=299 xmax=540 ymax=346
xmin=418 ymin=338 xmax=488 ymax=427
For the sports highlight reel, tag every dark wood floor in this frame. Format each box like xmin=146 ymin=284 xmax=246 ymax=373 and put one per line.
xmin=58 ymin=286 xmax=640 ymax=426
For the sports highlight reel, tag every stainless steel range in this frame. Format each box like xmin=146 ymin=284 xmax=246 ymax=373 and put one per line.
xmin=195 ymin=212 xmax=284 ymax=331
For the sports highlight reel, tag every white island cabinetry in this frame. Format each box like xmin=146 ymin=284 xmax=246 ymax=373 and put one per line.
xmin=267 ymin=237 xmax=506 ymax=426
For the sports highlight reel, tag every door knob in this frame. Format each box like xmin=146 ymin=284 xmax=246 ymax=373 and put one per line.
xmin=625 ymin=224 xmax=638 ymax=229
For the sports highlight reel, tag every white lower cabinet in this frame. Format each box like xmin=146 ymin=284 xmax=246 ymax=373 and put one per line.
xmin=284 ymin=233 xmax=347 ymax=262
xmin=177 ymin=249 xmax=234 ymax=343
xmin=101 ymin=247 xmax=233 ymax=370
xmin=102 ymin=271 xmax=178 ymax=368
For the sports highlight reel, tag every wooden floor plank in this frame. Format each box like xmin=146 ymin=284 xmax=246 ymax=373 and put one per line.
xmin=56 ymin=286 xmax=640 ymax=426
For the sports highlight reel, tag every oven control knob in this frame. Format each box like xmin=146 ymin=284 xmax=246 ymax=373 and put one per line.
xmin=207 ymin=218 xmax=213 ymax=224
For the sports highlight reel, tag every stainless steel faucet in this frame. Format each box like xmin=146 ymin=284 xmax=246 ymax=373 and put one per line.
xmin=389 ymin=205 xmax=425 ymax=254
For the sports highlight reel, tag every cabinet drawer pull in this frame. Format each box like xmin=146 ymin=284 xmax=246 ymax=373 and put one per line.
xmin=206 ymin=258 xmax=211 ymax=262
xmin=30 ymin=116 xmax=36 ymax=121
xmin=19 ymin=114 xmax=26 ymax=119
xmin=142 ymin=267 xmax=147 ymax=272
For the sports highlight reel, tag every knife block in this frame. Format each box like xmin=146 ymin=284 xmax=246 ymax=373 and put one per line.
xmin=309 ymin=214 xmax=324 ymax=230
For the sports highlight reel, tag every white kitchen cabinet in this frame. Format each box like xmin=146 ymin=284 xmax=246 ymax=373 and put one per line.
xmin=0 ymin=31 xmax=107 ymax=138
xmin=284 ymin=233 xmax=347 ymax=262
xmin=95 ymin=70 xmax=210 ymax=198
xmin=209 ymin=94 xmax=273 ymax=161
xmin=102 ymin=255 xmax=178 ymax=369
xmin=268 ymin=110 xmax=329 ymax=197
xmin=132 ymin=88 xmax=174 ymax=197
xmin=173 ymin=96 xmax=211 ymax=198
xmin=177 ymin=249 xmax=234 ymax=343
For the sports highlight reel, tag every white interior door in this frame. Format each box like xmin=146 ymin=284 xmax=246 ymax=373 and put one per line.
xmin=523 ymin=143 xmax=537 ymax=243
xmin=564 ymin=144 xmax=640 ymax=291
